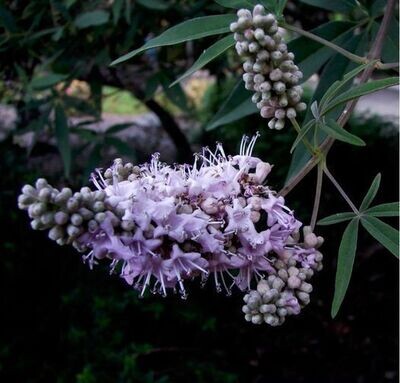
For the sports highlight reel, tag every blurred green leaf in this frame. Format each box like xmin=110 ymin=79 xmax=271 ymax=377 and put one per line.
xmin=54 ymin=104 xmax=71 ymax=178
xmin=322 ymin=77 xmax=399 ymax=115
xmin=318 ymin=212 xmax=356 ymax=226
xmin=110 ymin=14 xmax=235 ymax=65
xmin=137 ymin=0 xmax=170 ymax=10
xmin=320 ymin=119 xmax=366 ymax=146
xmin=30 ymin=73 xmax=68 ymax=90
xmin=361 ymin=216 xmax=399 ymax=257
xmin=365 ymin=202 xmax=400 ymax=217
xmin=206 ymin=80 xmax=257 ymax=130
xmin=160 ymin=74 xmax=189 ymax=111
xmin=74 ymin=10 xmax=110 ymax=29
xmin=112 ymin=0 xmax=124 ymax=25
xmin=213 ymin=0 xmax=254 ymax=8
xmin=360 ymin=173 xmax=381 ymax=210
xmin=171 ymin=34 xmax=234 ymax=87
xmin=104 ymin=136 xmax=136 ymax=159
xmin=106 ymin=123 xmax=135 ymax=135
xmin=299 ymin=0 xmax=357 ymax=12
xmin=0 ymin=5 xmax=17 ymax=32
xmin=331 ymin=218 xmax=359 ymax=318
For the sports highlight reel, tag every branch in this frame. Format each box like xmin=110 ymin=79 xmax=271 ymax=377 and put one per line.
xmin=279 ymin=0 xmax=396 ymax=196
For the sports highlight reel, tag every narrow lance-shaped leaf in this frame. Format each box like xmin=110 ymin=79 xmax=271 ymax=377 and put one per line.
xmin=317 ymin=212 xmax=356 ymax=226
xmin=360 ymin=173 xmax=381 ymax=211
xmin=299 ymin=0 xmax=357 ymax=12
xmin=365 ymin=202 xmax=400 ymax=217
xmin=320 ymin=119 xmax=366 ymax=146
xmin=206 ymin=80 xmax=257 ymax=131
xmin=319 ymin=61 xmax=377 ymax=110
xmin=331 ymin=218 xmax=359 ymax=318
xmin=30 ymin=73 xmax=68 ymax=90
xmin=322 ymin=77 xmax=400 ymax=115
xmin=136 ymin=0 xmax=170 ymax=10
xmin=361 ymin=216 xmax=399 ymax=258
xmin=213 ymin=0 xmax=255 ymax=8
xmin=54 ymin=104 xmax=71 ymax=178
xmin=74 ymin=10 xmax=110 ymax=29
xmin=110 ymin=14 xmax=236 ymax=66
xmin=171 ymin=35 xmax=235 ymax=87
xmin=290 ymin=119 xmax=315 ymax=153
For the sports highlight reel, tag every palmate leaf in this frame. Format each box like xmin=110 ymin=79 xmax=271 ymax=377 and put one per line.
xmin=360 ymin=173 xmax=381 ymax=211
xmin=361 ymin=216 xmax=399 ymax=258
xmin=331 ymin=218 xmax=359 ymax=318
xmin=110 ymin=14 xmax=235 ymax=66
xmin=171 ymin=35 xmax=235 ymax=87
xmin=365 ymin=202 xmax=400 ymax=217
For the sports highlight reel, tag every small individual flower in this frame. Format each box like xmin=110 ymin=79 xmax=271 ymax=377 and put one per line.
xmin=18 ymin=134 xmax=323 ymax=326
xmin=231 ymin=5 xmax=307 ymax=129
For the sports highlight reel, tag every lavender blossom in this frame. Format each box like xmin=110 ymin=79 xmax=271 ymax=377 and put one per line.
xmin=18 ymin=134 xmax=323 ymax=325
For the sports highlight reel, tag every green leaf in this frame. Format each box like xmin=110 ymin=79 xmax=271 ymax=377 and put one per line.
xmin=30 ymin=73 xmax=68 ymax=90
xmin=171 ymin=35 xmax=235 ymax=87
xmin=331 ymin=218 xmax=359 ymax=318
xmin=290 ymin=119 xmax=315 ymax=153
xmin=136 ymin=0 xmax=170 ymax=10
xmin=317 ymin=212 xmax=356 ymax=226
xmin=160 ymin=75 xmax=188 ymax=112
xmin=213 ymin=0 xmax=254 ymax=8
xmin=286 ymin=32 xmax=368 ymax=184
xmin=104 ymin=136 xmax=135 ymax=159
xmin=361 ymin=216 xmax=399 ymax=257
xmin=322 ymin=77 xmax=400 ymax=115
xmin=112 ymin=0 xmax=124 ymax=25
xmin=106 ymin=123 xmax=135 ymax=135
xmin=74 ymin=10 xmax=110 ymax=29
xmin=320 ymin=119 xmax=366 ymax=146
xmin=54 ymin=104 xmax=71 ymax=178
xmin=288 ymin=21 xmax=356 ymax=81
xmin=360 ymin=173 xmax=381 ymax=211
xmin=319 ymin=61 xmax=377 ymax=110
xmin=206 ymin=81 xmax=257 ymax=130
xmin=0 ymin=5 xmax=17 ymax=32
xmin=299 ymin=0 xmax=357 ymax=12
xmin=110 ymin=14 xmax=235 ymax=66
xmin=365 ymin=202 xmax=400 ymax=217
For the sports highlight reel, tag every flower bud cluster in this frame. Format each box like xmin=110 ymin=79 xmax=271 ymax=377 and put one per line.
xmin=18 ymin=178 xmax=107 ymax=249
xmin=230 ymin=5 xmax=306 ymax=129
xmin=242 ymin=225 xmax=323 ymax=326
xmin=18 ymin=134 xmax=323 ymax=325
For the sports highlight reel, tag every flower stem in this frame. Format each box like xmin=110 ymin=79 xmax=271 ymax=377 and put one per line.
xmin=323 ymin=167 xmax=359 ymax=215
xmin=289 ymin=117 xmax=314 ymax=154
xmin=310 ymin=162 xmax=323 ymax=231
xmin=281 ymin=22 xmax=367 ymax=65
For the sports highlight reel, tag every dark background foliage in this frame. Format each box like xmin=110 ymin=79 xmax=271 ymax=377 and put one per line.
xmin=0 ymin=0 xmax=398 ymax=382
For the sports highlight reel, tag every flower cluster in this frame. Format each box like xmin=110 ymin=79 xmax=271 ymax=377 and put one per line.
xmin=18 ymin=135 xmax=322 ymax=325
xmin=230 ymin=5 xmax=306 ymax=129
xmin=242 ymin=225 xmax=323 ymax=326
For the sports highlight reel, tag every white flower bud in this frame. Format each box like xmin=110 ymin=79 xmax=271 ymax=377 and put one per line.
xmin=259 ymin=81 xmax=271 ymax=92
xmin=253 ymin=4 xmax=265 ymax=16
xmin=251 ymin=92 xmax=261 ymax=103
xmin=230 ymin=22 xmax=239 ymax=33
xmin=288 ymin=275 xmax=301 ymax=289
xmin=286 ymin=108 xmax=297 ymax=119
xmin=251 ymin=314 xmax=263 ymax=324
xmin=271 ymin=51 xmax=282 ymax=61
xmin=296 ymin=102 xmax=307 ymax=112
xmin=30 ymin=219 xmax=43 ymax=230
xmin=257 ymin=50 xmax=269 ymax=61
xmin=49 ymin=226 xmax=64 ymax=241
xmin=248 ymin=42 xmax=259 ymax=53
xmin=268 ymin=118 xmax=276 ymax=129
xmin=22 ymin=184 xmax=36 ymax=196
xmin=269 ymin=68 xmax=282 ymax=81
xmin=35 ymin=178 xmax=48 ymax=190
xmin=93 ymin=201 xmax=105 ymax=212
xmin=67 ymin=224 xmax=81 ymax=238
xmin=95 ymin=212 xmax=106 ymax=223
xmin=254 ymin=28 xmax=265 ymax=41
xmin=71 ymin=213 xmax=83 ymax=226
xmin=200 ymin=198 xmax=219 ymax=215
xmin=275 ymin=109 xmax=286 ymax=119
xmin=41 ymin=212 xmax=54 ymax=226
